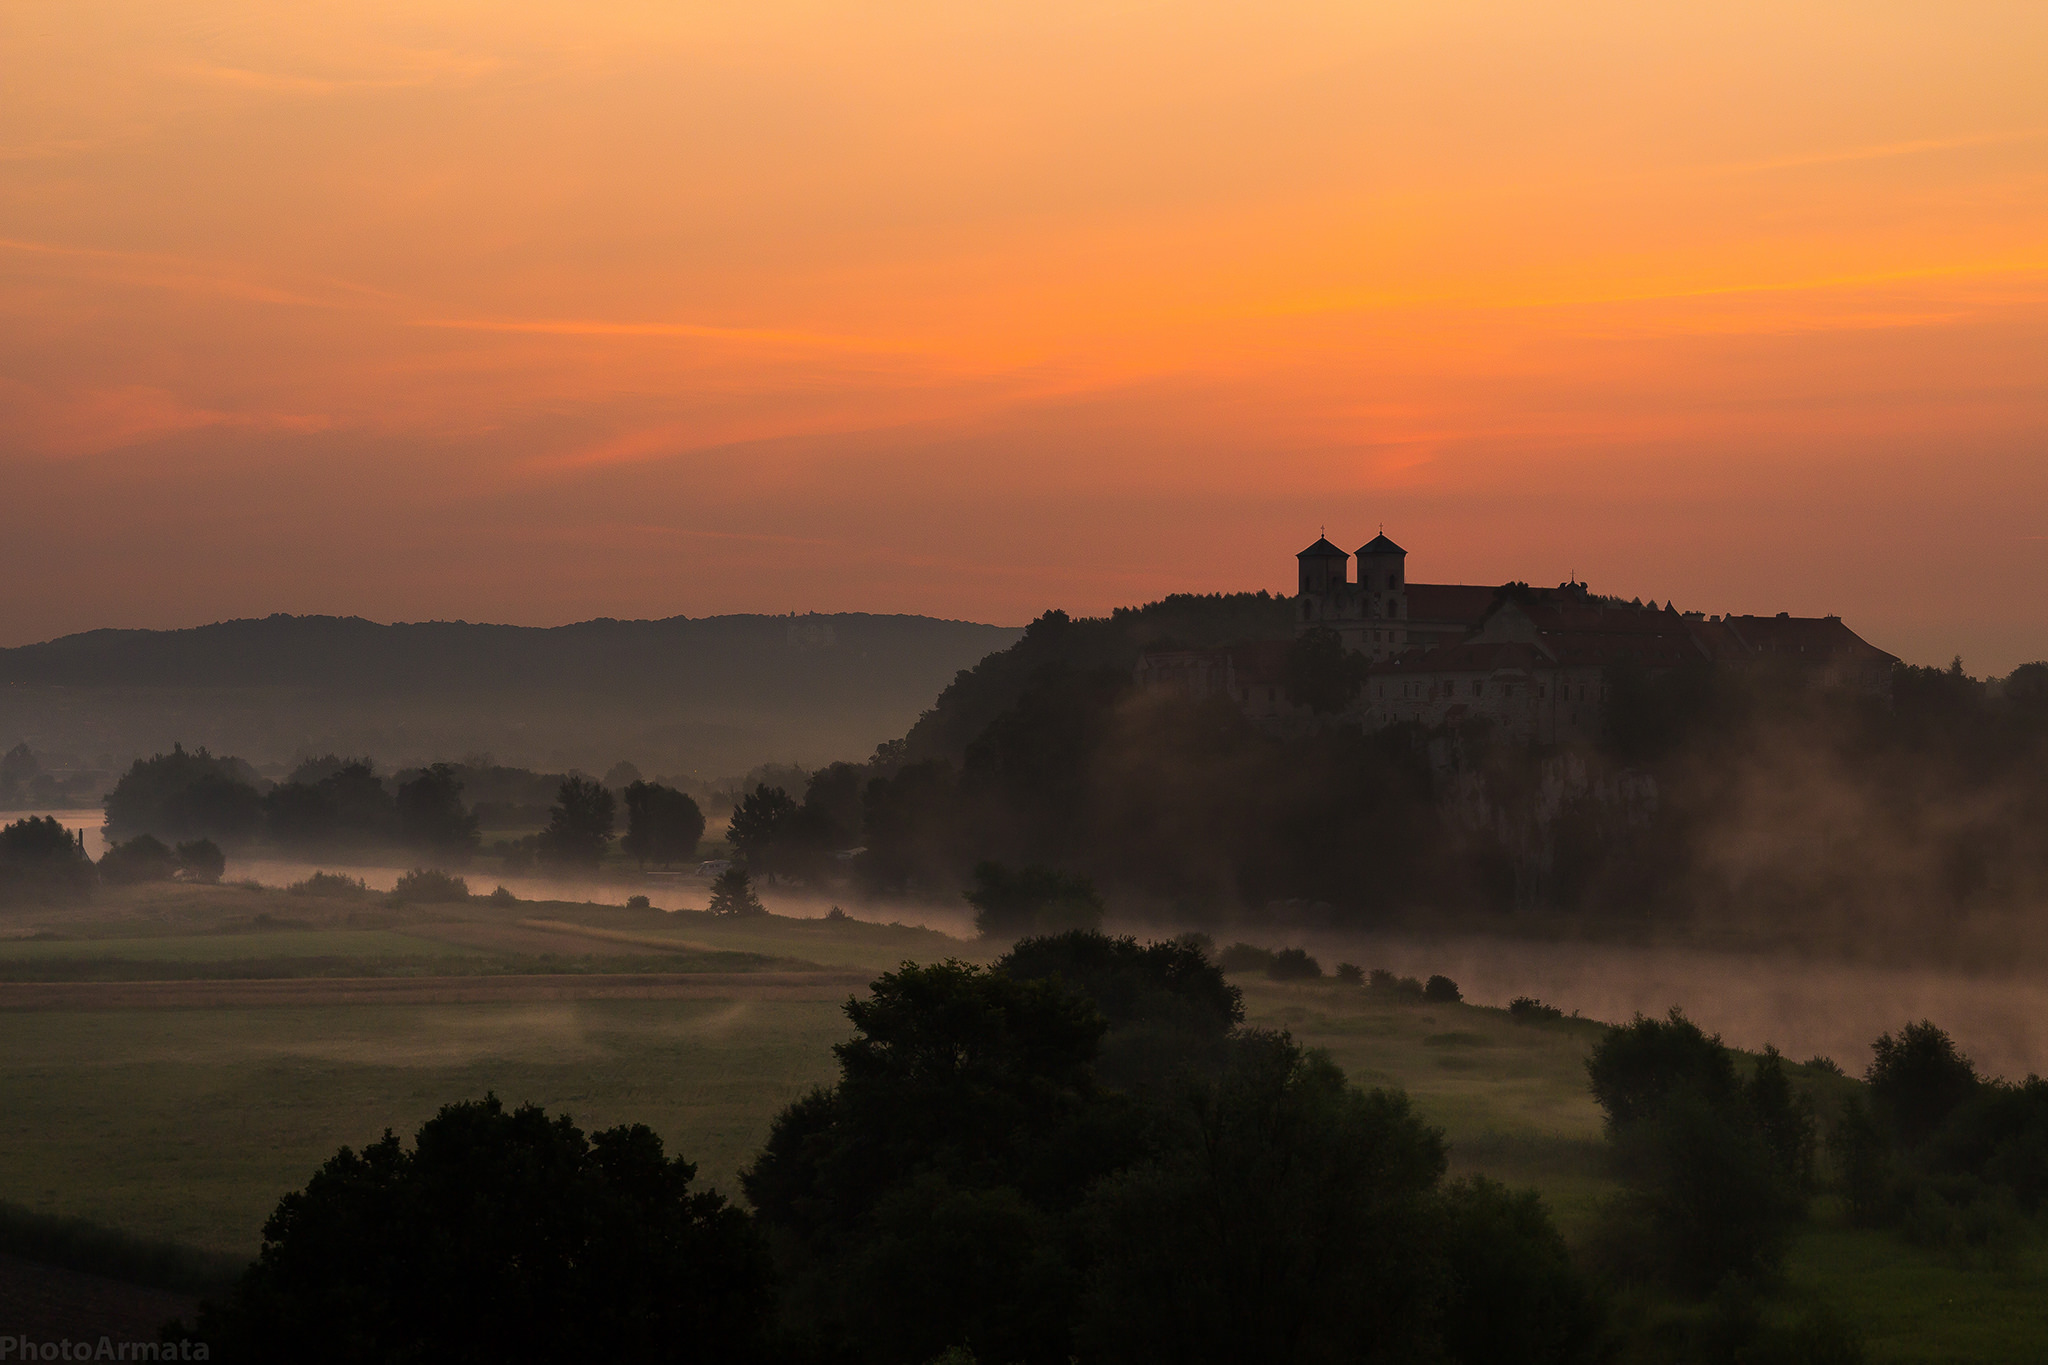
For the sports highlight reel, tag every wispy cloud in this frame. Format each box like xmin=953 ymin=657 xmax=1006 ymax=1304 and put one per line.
xmin=0 ymin=237 xmax=399 ymax=311
xmin=411 ymin=316 xmax=918 ymax=355
xmin=173 ymin=50 xmax=500 ymax=97
xmin=1714 ymin=128 xmax=2048 ymax=177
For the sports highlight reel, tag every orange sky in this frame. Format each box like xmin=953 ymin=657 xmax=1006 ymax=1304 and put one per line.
xmin=3 ymin=0 xmax=2045 ymax=670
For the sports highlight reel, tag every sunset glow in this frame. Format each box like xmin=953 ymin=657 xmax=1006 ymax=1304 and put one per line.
xmin=4 ymin=0 xmax=2045 ymax=667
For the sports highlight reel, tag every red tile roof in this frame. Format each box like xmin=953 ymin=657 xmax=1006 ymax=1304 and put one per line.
xmin=1722 ymin=614 xmax=1898 ymax=666
xmin=1405 ymin=584 xmax=1498 ymax=627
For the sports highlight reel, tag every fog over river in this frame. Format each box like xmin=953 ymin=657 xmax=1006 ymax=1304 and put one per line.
xmin=31 ymin=809 xmax=2048 ymax=1080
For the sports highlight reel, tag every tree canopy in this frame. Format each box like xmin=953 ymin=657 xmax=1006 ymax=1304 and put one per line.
xmin=197 ymin=1095 xmax=772 ymax=1363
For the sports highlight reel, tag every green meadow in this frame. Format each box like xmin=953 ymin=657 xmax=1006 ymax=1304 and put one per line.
xmin=0 ymin=884 xmax=2043 ymax=1360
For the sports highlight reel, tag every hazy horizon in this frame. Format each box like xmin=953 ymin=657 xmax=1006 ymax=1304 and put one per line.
xmin=5 ymin=1 xmax=2045 ymax=672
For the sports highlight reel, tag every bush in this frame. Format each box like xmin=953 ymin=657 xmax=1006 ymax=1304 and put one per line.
xmin=1510 ymin=997 xmax=1564 ymax=1022
xmin=1424 ymin=974 xmax=1462 ymax=1003
xmin=390 ymin=868 xmax=471 ymax=904
xmin=289 ymin=871 xmax=370 ymax=898
xmin=1266 ymin=947 xmax=1322 ymax=981
xmin=487 ymin=885 xmax=517 ymax=907
xmin=1369 ymin=968 xmax=1425 ymax=1001
xmin=99 ymin=833 xmax=179 ymax=885
xmin=1335 ymin=962 xmax=1364 ymax=985
xmin=1216 ymin=942 xmax=1276 ymax=973
xmin=625 ymin=894 xmax=652 ymax=911
xmin=176 ymin=838 xmax=226 ymax=884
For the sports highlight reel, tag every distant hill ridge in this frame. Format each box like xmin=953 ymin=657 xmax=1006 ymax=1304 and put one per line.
xmin=0 ymin=612 xmax=1013 ymax=693
xmin=0 ymin=612 xmax=1022 ymax=777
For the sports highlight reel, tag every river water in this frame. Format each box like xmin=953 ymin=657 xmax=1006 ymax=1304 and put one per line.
xmin=19 ymin=808 xmax=2048 ymax=1079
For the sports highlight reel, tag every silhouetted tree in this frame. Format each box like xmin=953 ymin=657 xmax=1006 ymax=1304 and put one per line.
xmin=194 ymin=1095 xmax=772 ymax=1363
xmin=997 ymin=930 xmax=1243 ymax=1087
xmin=1080 ymin=1033 xmax=1448 ymax=1364
xmin=1586 ymin=1008 xmax=1737 ymax=1135
xmin=1586 ymin=1011 xmax=1812 ymax=1293
xmin=742 ymin=960 xmax=1117 ymax=1363
xmin=394 ymin=764 xmax=481 ymax=860
xmin=537 ymin=777 xmax=615 ymax=868
xmin=726 ymin=784 xmax=800 ymax=876
xmin=1867 ymin=1020 xmax=1979 ymax=1149
xmin=0 ymin=816 xmax=95 ymax=905
xmin=176 ymin=839 xmax=226 ymax=884
xmin=621 ymin=781 xmax=705 ymax=867
xmin=707 ymin=866 xmax=765 ymax=917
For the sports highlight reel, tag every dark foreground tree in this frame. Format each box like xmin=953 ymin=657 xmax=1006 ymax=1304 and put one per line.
xmin=0 ymin=816 xmax=95 ymax=905
xmin=743 ymin=960 xmax=1118 ymax=1364
xmin=1585 ymin=1011 xmax=1814 ymax=1292
xmin=997 ymin=930 xmax=1243 ymax=1088
xmin=194 ymin=1095 xmax=772 ymax=1364
xmin=1080 ymin=1034 xmax=1447 ymax=1364
xmin=745 ymin=942 xmax=1601 ymax=1365
xmin=537 ymin=777 xmax=615 ymax=867
xmin=621 ymin=781 xmax=706 ymax=867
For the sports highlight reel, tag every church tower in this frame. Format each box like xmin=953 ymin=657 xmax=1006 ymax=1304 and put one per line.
xmin=1354 ymin=532 xmax=1408 ymax=659
xmin=1355 ymin=533 xmax=1407 ymax=618
xmin=1295 ymin=536 xmax=1349 ymax=625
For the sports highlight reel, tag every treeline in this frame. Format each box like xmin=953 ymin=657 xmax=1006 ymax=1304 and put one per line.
xmin=178 ymin=932 xmax=1603 ymax=1364
xmin=80 ymin=747 xmax=711 ymax=872
xmin=0 ymin=768 xmax=711 ymax=908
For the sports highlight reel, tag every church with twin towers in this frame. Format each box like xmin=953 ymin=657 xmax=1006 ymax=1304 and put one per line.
xmin=1135 ymin=530 xmax=1897 ymax=744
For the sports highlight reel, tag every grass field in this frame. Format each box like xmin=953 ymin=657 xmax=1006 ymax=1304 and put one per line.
xmin=1 ymin=884 xmax=2044 ymax=1359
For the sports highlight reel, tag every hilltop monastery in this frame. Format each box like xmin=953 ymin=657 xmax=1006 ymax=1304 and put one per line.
xmin=1135 ymin=534 xmax=1898 ymax=744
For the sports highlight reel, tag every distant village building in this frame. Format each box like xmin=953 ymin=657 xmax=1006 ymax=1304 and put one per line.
xmin=1138 ymin=534 xmax=1898 ymax=742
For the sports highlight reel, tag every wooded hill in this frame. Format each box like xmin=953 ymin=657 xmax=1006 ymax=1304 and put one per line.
xmin=0 ymin=613 xmax=1020 ymax=779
